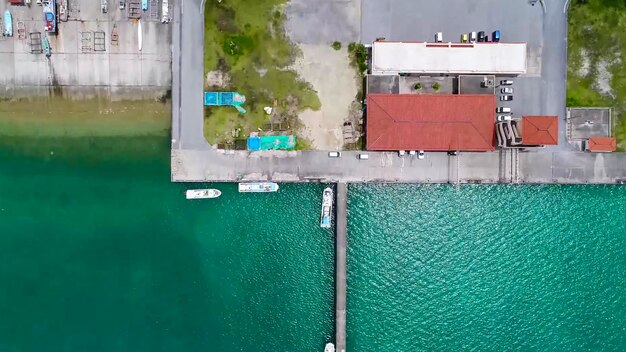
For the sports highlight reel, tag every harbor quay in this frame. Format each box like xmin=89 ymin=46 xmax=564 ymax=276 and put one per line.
xmin=0 ymin=0 xmax=172 ymax=100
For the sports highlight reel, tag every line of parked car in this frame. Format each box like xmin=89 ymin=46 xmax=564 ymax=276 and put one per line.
xmin=497 ymin=79 xmax=514 ymax=121
xmin=435 ymin=30 xmax=501 ymax=43
xmin=327 ymin=151 xmax=427 ymax=160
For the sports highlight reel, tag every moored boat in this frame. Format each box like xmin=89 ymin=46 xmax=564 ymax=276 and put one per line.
xmin=238 ymin=182 xmax=279 ymax=193
xmin=3 ymin=10 xmax=13 ymax=37
xmin=185 ymin=189 xmax=221 ymax=199
xmin=42 ymin=35 xmax=51 ymax=57
xmin=320 ymin=187 xmax=333 ymax=228
xmin=324 ymin=342 xmax=335 ymax=352
xmin=43 ymin=0 xmax=56 ymax=33
xmin=137 ymin=19 xmax=142 ymax=51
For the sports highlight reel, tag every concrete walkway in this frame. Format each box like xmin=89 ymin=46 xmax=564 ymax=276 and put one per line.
xmin=335 ymin=183 xmax=347 ymax=352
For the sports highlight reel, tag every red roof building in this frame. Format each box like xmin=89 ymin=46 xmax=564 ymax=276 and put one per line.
xmin=586 ymin=137 xmax=616 ymax=152
xmin=521 ymin=116 xmax=559 ymax=145
xmin=366 ymin=94 xmax=496 ymax=151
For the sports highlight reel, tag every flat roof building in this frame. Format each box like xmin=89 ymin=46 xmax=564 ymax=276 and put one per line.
xmin=366 ymin=94 xmax=496 ymax=151
xmin=371 ymin=41 xmax=527 ymax=75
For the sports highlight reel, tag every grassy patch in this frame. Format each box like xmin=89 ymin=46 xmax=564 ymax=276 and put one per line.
xmin=203 ymin=0 xmax=320 ymax=146
xmin=567 ymin=0 xmax=626 ymax=149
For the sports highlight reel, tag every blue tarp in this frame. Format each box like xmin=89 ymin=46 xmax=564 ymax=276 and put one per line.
xmin=247 ymin=137 xmax=261 ymax=151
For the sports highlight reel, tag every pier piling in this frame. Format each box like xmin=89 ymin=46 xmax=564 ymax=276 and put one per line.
xmin=335 ymin=183 xmax=347 ymax=352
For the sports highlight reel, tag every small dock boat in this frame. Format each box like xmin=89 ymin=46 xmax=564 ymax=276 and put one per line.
xmin=238 ymin=182 xmax=279 ymax=193
xmin=324 ymin=343 xmax=335 ymax=352
xmin=43 ymin=0 xmax=56 ymax=33
xmin=320 ymin=187 xmax=333 ymax=228
xmin=137 ymin=19 xmax=142 ymax=51
xmin=3 ymin=10 xmax=13 ymax=37
xmin=185 ymin=189 xmax=221 ymax=199
xmin=42 ymin=35 xmax=51 ymax=57
xmin=141 ymin=0 xmax=147 ymax=11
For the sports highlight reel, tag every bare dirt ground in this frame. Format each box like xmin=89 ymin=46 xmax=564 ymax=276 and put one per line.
xmin=292 ymin=45 xmax=358 ymax=150
xmin=285 ymin=0 xmax=361 ymax=150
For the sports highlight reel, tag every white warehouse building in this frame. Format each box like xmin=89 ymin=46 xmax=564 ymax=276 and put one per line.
xmin=371 ymin=41 xmax=528 ymax=75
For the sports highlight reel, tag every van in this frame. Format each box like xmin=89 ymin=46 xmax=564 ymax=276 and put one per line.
xmin=496 ymin=107 xmax=512 ymax=113
xmin=492 ymin=30 xmax=501 ymax=42
xmin=358 ymin=153 xmax=369 ymax=160
xmin=470 ymin=32 xmax=477 ymax=43
xmin=328 ymin=151 xmax=341 ymax=158
xmin=435 ymin=32 xmax=443 ymax=42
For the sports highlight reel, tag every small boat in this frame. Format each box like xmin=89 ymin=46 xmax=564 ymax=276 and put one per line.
xmin=3 ymin=10 xmax=12 ymax=37
xmin=238 ymin=182 xmax=279 ymax=193
xmin=43 ymin=0 xmax=56 ymax=33
xmin=320 ymin=187 xmax=333 ymax=228
xmin=161 ymin=0 xmax=170 ymax=23
xmin=324 ymin=343 xmax=335 ymax=352
xmin=42 ymin=35 xmax=51 ymax=57
xmin=141 ymin=0 xmax=147 ymax=11
xmin=186 ymin=189 xmax=221 ymax=199
xmin=137 ymin=20 xmax=142 ymax=51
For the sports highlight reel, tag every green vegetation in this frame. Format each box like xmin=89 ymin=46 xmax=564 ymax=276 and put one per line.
xmin=414 ymin=83 xmax=422 ymax=90
xmin=568 ymin=0 xmax=626 ymax=149
xmin=295 ymin=137 xmax=312 ymax=150
xmin=348 ymin=43 xmax=368 ymax=77
xmin=432 ymin=83 xmax=440 ymax=91
xmin=203 ymin=1 xmax=320 ymax=146
xmin=332 ymin=41 xmax=342 ymax=51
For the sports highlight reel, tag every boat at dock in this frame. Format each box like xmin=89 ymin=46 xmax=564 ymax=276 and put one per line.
xmin=3 ymin=10 xmax=13 ymax=37
xmin=42 ymin=35 xmax=51 ymax=57
xmin=43 ymin=0 xmax=56 ymax=33
xmin=324 ymin=343 xmax=335 ymax=352
xmin=185 ymin=189 xmax=221 ymax=199
xmin=320 ymin=187 xmax=333 ymax=228
xmin=238 ymin=182 xmax=279 ymax=193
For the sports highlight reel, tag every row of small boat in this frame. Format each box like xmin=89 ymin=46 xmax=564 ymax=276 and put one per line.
xmin=185 ymin=182 xmax=279 ymax=199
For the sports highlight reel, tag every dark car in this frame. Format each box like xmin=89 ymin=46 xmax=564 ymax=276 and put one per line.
xmin=478 ymin=31 xmax=486 ymax=42
xmin=492 ymin=30 xmax=501 ymax=42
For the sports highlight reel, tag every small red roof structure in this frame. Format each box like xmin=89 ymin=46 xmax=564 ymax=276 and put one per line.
xmin=366 ymin=94 xmax=496 ymax=151
xmin=587 ymin=137 xmax=616 ymax=152
xmin=521 ymin=116 xmax=558 ymax=145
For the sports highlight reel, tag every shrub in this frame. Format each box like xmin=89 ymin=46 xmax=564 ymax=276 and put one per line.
xmin=332 ymin=41 xmax=342 ymax=50
xmin=414 ymin=83 xmax=422 ymax=90
xmin=432 ymin=82 xmax=441 ymax=91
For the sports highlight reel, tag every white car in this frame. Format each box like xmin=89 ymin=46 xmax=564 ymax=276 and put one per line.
xmin=328 ymin=151 xmax=341 ymax=158
xmin=496 ymin=107 xmax=512 ymax=113
xmin=358 ymin=153 xmax=369 ymax=160
xmin=470 ymin=32 xmax=477 ymax=42
xmin=409 ymin=150 xmax=416 ymax=156
xmin=398 ymin=150 xmax=406 ymax=156
xmin=500 ymin=95 xmax=513 ymax=101
xmin=418 ymin=150 xmax=425 ymax=160
xmin=501 ymin=87 xmax=514 ymax=94
xmin=500 ymin=80 xmax=513 ymax=85
xmin=435 ymin=32 xmax=443 ymax=42
xmin=497 ymin=115 xmax=512 ymax=122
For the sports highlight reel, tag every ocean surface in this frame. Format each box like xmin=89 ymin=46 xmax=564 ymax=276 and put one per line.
xmin=0 ymin=136 xmax=625 ymax=351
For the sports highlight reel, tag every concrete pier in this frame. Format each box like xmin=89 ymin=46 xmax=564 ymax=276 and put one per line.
xmin=335 ymin=183 xmax=347 ymax=352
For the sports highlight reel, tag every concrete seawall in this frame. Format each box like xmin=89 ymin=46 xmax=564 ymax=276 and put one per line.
xmin=171 ymin=149 xmax=626 ymax=184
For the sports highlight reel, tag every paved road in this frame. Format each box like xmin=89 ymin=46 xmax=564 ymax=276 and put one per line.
xmin=172 ymin=0 xmax=211 ymax=151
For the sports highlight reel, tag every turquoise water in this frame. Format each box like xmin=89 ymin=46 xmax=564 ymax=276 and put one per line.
xmin=0 ymin=136 xmax=625 ymax=351
xmin=347 ymin=184 xmax=626 ymax=351
xmin=0 ymin=137 xmax=333 ymax=352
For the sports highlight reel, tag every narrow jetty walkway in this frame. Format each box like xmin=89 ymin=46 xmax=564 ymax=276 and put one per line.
xmin=335 ymin=183 xmax=347 ymax=352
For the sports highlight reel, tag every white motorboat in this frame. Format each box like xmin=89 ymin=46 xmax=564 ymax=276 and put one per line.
xmin=324 ymin=342 xmax=335 ymax=352
xmin=185 ymin=189 xmax=221 ymax=199
xmin=320 ymin=187 xmax=333 ymax=228
xmin=238 ymin=182 xmax=279 ymax=193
